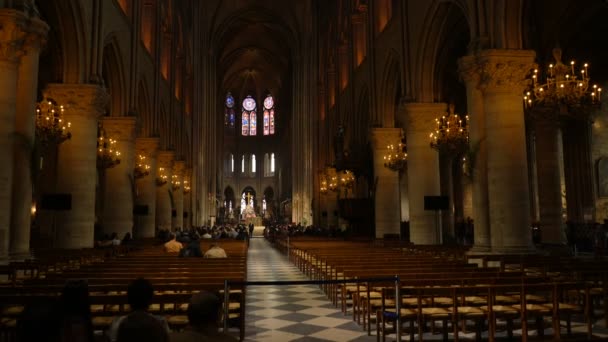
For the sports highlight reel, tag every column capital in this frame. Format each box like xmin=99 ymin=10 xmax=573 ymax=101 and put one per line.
xmin=476 ymin=49 xmax=536 ymax=93
xmin=173 ymin=160 xmax=186 ymax=176
xmin=401 ymin=102 xmax=447 ymax=133
xmin=0 ymin=9 xmax=28 ymax=63
xmin=22 ymin=16 xmax=48 ymax=53
xmin=101 ymin=116 xmax=137 ymax=142
xmin=157 ymin=150 xmax=175 ymax=169
xmin=457 ymin=54 xmax=482 ymax=86
xmin=369 ymin=127 xmax=402 ymax=150
xmin=135 ymin=137 xmax=160 ymax=158
xmin=44 ymin=84 xmax=109 ymax=119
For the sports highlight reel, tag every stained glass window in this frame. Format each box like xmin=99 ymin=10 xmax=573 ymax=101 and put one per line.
xmin=242 ymin=95 xmax=257 ymax=136
xmin=263 ymin=95 xmax=275 ymax=135
xmin=270 ymin=109 xmax=275 ymax=135
xmin=242 ymin=112 xmax=249 ymax=136
xmin=263 ymin=110 xmax=270 ymax=135
xmin=225 ymin=93 xmax=235 ymax=128
xmin=250 ymin=110 xmax=257 ymax=136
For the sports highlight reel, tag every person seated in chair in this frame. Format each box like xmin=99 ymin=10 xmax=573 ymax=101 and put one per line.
xmin=169 ymin=291 xmax=237 ymax=342
xmin=164 ymin=233 xmax=183 ymax=253
xmin=203 ymin=243 xmax=227 ymax=258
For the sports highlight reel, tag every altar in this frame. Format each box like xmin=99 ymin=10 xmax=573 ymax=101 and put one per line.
xmin=245 ymin=217 xmax=263 ymax=226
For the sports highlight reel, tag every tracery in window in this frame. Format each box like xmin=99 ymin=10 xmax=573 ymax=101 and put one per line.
xmin=242 ymin=95 xmax=257 ymax=136
xmin=225 ymin=93 xmax=235 ymax=128
xmin=263 ymin=94 xmax=275 ymax=135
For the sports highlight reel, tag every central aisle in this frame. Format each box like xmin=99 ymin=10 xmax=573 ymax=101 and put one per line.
xmin=244 ymin=238 xmax=376 ymax=341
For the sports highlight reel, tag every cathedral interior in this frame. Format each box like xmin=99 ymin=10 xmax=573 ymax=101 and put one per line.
xmin=2 ymin=0 xmax=608 ymax=341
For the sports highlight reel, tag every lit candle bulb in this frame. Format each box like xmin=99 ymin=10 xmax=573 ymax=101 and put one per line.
xmin=571 ymin=60 xmax=575 ymax=74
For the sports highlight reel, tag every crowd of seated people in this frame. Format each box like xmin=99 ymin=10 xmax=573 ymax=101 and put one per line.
xmin=95 ymin=233 xmax=132 ymax=248
xmin=157 ymin=225 xmax=250 ymax=244
xmin=16 ymin=278 xmax=236 ymax=342
xmin=264 ymin=223 xmax=350 ymax=241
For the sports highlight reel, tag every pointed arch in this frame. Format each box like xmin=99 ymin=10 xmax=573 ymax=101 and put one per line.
xmin=102 ymin=37 xmax=127 ymax=117
xmin=38 ymin=0 xmax=88 ymax=83
xmin=416 ymin=1 xmax=471 ymax=102
xmin=378 ymin=50 xmax=401 ymax=128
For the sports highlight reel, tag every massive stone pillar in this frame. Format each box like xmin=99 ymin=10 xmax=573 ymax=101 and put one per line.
xmin=171 ymin=160 xmax=185 ymax=230
xmin=100 ymin=116 xmax=137 ymax=238
xmin=401 ymin=103 xmax=444 ymax=244
xmin=0 ymin=10 xmax=26 ymax=260
xmin=458 ymin=55 xmax=491 ymax=252
xmin=156 ymin=151 xmax=174 ymax=231
xmin=370 ymin=128 xmax=402 ymax=238
xmin=477 ymin=50 xmax=536 ymax=254
xmin=45 ymin=84 xmax=109 ymax=249
xmin=183 ymin=167 xmax=191 ymax=230
xmin=9 ymin=13 xmax=48 ymax=259
xmin=534 ymin=118 xmax=565 ymax=244
xmin=134 ymin=137 xmax=158 ymax=238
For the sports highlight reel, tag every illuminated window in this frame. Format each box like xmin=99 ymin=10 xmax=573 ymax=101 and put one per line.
xmin=241 ymin=155 xmax=245 ymax=173
xmin=225 ymin=93 xmax=235 ymax=128
xmin=251 ymin=154 xmax=256 ymax=173
xmin=263 ymin=94 xmax=275 ymax=135
xmin=271 ymin=153 xmax=275 ymax=173
xmin=230 ymin=154 xmax=234 ymax=173
xmin=242 ymin=95 xmax=257 ymax=136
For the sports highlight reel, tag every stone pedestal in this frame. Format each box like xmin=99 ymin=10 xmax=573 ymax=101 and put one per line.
xmin=45 ymin=84 xmax=109 ymax=248
xmin=401 ymin=103 xmax=444 ymax=244
xmin=156 ymin=151 xmax=174 ymax=231
xmin=9 ymin=17 xmax=48 ymax=259
xmin=370 ymin=128 xmax=402 ymax=238
xmin=534 ymin=118 xmax=565 ymax=244
xmin=134 ymin=137 xmax=158 ymax=238
xmin=100 ymin=116 xmax=137 ymax=238
xmin=171 ymin=161 xmax=185 ymax=230
xmin=458 ymin=55 xmax=491 ymax=252
xmin=478 ymin=50 xmax=536 ymax=254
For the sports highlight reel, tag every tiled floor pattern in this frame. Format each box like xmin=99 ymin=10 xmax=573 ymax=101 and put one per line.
xmin=240 ymin=237 xmax=608 ymax=341
xmin=243 ymin=237 xmax=376 ymax=341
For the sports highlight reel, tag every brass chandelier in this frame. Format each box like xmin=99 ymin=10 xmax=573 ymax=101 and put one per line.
xmin=35 ymin=98 xmax=71 ymax=147
xmin=183 ymin=179 xmax=191 ymax=194
xmin=429 ymin=104 xmax=469 ymax=155
xmin=319 ymin=166 xmax=354 ymax=194
xmin=383 ymin=140 xmax=407 ymax=172
xmin=156 ymin=167 xmax=168 ymax=186
xmin=97 ymin=125 xmax=121 ymax=169
xmin=524 ymin=48 xmax=601 ymax=117
xmin=171 ymin=175 xmax=181 ymax=191
xmin=134 ymin=154 xmax=150 ymax=179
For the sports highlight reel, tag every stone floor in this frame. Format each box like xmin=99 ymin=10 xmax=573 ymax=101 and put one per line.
xmin=237 ymin=237 xmax=608 ymax=341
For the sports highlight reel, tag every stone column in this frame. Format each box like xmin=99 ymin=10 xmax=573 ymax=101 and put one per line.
xmin=183 ymin=167 xmax=191 ymax=230
xmin=45 ymin=84 xmax=109 ymax=249
xmin=458 ymin=55 xmax=491 ymax=252
xmin=0 ymin=10 xmax=27 ymax=261
xmin=156 ymin=151 xmax=174 ymax=231
xmin=477 ymin=49 xmax=536 ymax=254
xmin=534 ymin=118 xmax=565 ymax=244
xmin=400 ymin=103 xmax=444 ymax=244
xmin=100 ymin=116 xmax=137 ymax=238
xmin=369 ymin=128 xmax=402 ymax=238
xmin=134 ymin=137 xmax=159 ymax=238
xmin=9 ymin=13 xmax=48 ymax=259
xmin=171 ymin=160 xmax=185 ymax=230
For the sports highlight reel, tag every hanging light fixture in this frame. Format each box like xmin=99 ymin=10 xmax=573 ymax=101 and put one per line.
xmin=97 ymin=124 xmax=121 ymax=169
xmin=35 ymin=98 xmax=72 ymax=147
xmin=524 ymin=48 xmax=601 ymax=117
xmin=171 ymin=174 xmax=181 ymax=191
xmin=183 ymin=179 xmax=191 ymax=194
xmin=319 ymin=171 xmax=329 ymax=194
xmin=429 ymin=104 xmax=469 ymax=155
xmin=156 ymin=167 xmax=168 ymax=186
xmin=134 ymin=154 xmax=150 ymax=179
xmin=338 ymin=169 xmax=355 ymax=189
xmin=383 ymin=139 xmax=407 ymax=171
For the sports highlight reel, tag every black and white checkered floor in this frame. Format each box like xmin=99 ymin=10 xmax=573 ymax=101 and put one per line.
xmin=239 ymin=237 xmax=608 ymax=341
xmin=243 ymin=238 xmax=376 ymax=341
